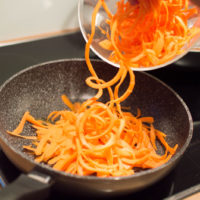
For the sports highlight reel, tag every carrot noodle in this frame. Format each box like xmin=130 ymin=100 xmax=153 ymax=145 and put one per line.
xmin=8 ymin=0 xmax=179 ymax=177
xmin=8 ymin=99 xmax=178 ymax=176
xmin=99 ymin=0 xmax=200 ymax=68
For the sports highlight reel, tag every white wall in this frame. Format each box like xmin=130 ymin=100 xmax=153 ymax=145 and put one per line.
xmin=0 ymin=0 xmax=79 ymax=45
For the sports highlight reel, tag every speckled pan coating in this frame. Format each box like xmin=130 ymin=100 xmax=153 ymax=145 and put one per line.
xmin=0 ymin=59 xmax=193 ymax=196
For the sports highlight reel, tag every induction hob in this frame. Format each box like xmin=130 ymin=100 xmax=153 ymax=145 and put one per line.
xmin=0 ymin=32 xmax=199 ymax=200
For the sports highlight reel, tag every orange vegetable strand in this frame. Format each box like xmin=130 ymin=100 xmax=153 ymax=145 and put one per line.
xmin=7 ymin=0 xmax=179 ymax=177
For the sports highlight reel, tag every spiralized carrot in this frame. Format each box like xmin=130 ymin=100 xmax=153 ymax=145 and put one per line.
xmin=99 ymin=0 xmax=200 ymax=68
xmin=8 ymin=0 xmax=179 ymax=177
xmin=8 ymin=97 xmax=178 ymax=176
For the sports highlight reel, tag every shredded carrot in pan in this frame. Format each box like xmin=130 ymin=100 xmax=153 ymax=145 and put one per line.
xmin=8 ymin=98 xmax=178 ymax=177
xmin=99 ymin=0 xmax=200 ymax=68
xmin=8 ymin=0 xmax=179 ymax=177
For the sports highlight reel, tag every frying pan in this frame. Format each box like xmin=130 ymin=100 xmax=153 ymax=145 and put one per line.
xmin=0 ymin=59 xmax=193 ymax=199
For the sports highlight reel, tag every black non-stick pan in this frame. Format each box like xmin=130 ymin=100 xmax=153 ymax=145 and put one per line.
xmin=0 ymin=59 xmax=193 ymax=199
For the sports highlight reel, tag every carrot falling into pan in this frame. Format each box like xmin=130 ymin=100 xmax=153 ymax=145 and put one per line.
xmin=8 ymin=0 xmax=180 ymax=177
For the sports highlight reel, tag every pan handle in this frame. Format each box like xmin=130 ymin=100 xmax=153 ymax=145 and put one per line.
xmin=0 ymin=171 xmax=53 ymax=200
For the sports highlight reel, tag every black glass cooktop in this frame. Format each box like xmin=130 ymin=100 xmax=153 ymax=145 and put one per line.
xmin=0 ymin=32 xmax=199 ymax=199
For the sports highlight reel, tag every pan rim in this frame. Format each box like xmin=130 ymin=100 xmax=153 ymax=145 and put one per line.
xmin=0 ymin=58 xmax=193 ymax=182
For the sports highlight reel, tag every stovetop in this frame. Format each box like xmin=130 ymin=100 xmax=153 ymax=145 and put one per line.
xmin=0 ymin=32 xmax=199 ymax=199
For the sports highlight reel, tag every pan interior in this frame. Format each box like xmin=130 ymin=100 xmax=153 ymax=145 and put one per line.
xmin=0 ymin=59 xmax=192 ymax=170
